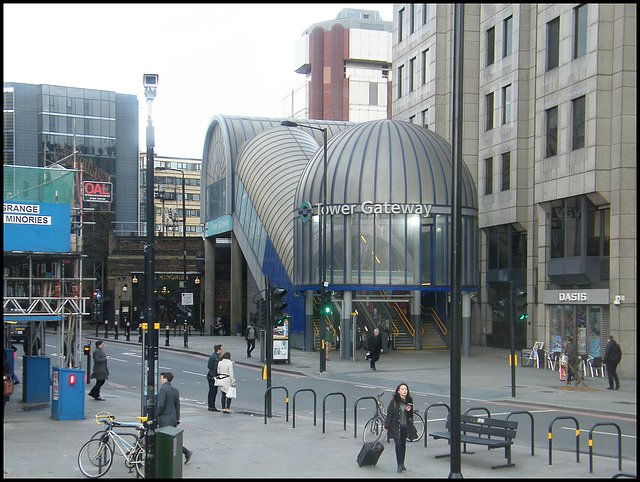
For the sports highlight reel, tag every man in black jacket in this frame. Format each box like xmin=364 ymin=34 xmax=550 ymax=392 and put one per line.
xmin=367 ymin=328 xmax=383 ymax=370
xmin=206 ymin=344 xmax=223 ymax=411
xmin=603 ymin=335 xmax=622 ymax=390
xmin=158 ymin=372 xmax=193 ymax=464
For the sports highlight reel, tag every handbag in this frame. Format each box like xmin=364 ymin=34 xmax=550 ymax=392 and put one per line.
xmin=4 ymin=377 xmax=14 ymax=397
xmin=226 ymin=386 xmax=237 ymax=399
xmin=213 ymin=374 xmax=228 ymax=386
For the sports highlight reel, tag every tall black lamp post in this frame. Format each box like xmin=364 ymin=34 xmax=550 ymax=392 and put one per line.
xmin=281 ymin=120 xmax=328 ymax=372
xmin=155 ymin=166 xmax=188 ymax=347
xmin=142 ymin=73 xmax=158 ymax=479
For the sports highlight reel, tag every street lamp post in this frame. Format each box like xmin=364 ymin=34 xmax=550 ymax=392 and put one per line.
xmin=142 ymin=73 xmax=158 ymax=479
xmin=281 ymin=120 xmax=328 ymax=372
xmin=155 ymin=166 xmax=188 ymax=347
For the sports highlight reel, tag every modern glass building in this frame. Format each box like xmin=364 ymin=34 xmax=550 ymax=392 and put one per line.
xmin=201 ymin=116 xmax=478 ymax=352
xmin=3 ymin=82 xmax=139 ymax=233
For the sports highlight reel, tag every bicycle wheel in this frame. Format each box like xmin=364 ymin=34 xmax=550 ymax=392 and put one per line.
xmin=133 ymin=445 xmax=146 ymax=478
xmin=363 ymin=417 xmax=384 ymax=444
xmin=89 ymin=431 xmax=116 ymax=456
xmin=78 ymin=439 xmax=114 ymax=478
xmin=408 ymin=413 xmax=425 ymax=442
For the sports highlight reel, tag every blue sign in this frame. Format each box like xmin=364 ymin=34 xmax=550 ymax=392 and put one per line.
xmin=3 ymin=202 xmax=71 ymax=252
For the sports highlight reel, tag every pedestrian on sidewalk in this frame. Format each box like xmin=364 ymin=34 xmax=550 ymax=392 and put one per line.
xmin=158 ymin=372 xmax=193 ymax=464
xmin=324 ymin=323 xmax=334 ymax=361
xmin=245 ymin=323 xmax=257 ymax=358
xmin=206 ymin=344 xmax=223 ymax=411
xmin=367 ymin=328 xmax=383 ymax=370
xmin=88 ymin=340 xmax=110 ymax=401
xmin=603 ymin=335 xmax=622 ymax=390
xmin=564 ymin=336 xmax=585 ymax=387
xmin=383 ymin=383 xmax=418 ymax=473
xmin=4 ymin=349 xmax=15 ymax=412
xmin=216 ymin=352 xmax=236 ymax=414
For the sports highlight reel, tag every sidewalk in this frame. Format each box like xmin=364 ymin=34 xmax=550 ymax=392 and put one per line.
xmin=3 ymin=331 xmax=636 ymax=478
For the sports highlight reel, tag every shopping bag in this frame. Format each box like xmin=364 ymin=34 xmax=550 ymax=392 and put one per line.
xmin=4 ymin=378 xmax=14 ymax=397
xmin=226 ymin=386 xmax=237 ymax=399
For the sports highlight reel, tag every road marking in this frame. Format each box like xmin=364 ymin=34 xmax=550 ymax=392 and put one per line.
xmin=183 ymin=371 xmax=205 ymax=377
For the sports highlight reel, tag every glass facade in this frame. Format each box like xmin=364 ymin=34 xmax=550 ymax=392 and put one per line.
xmin=549 ymin=304 xmax=601 ymax=357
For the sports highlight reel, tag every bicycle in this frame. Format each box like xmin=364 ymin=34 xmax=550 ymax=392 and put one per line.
xmin=362 ymin=391 xmax=425 ymax=444
xmin=78 ymin=411 xmax=148 ymax=478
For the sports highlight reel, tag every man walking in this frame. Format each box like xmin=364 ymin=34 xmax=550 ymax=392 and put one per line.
xmin=367 ymin=328 xmax=383 ymax=371
xmin=206 ymin=344 xmax=223 ymax=411
xmin=603 ymin=335 xmax=622 ymax=390
xmin=245 ymin=323 xmax=257 ymax=358
xmin=158 ymin=372 xmax=193 ymax=464
xmin=88 ymin=340 xmax=110 ymax=401
xmin=324 ymin=323 xmax=334 ymax=361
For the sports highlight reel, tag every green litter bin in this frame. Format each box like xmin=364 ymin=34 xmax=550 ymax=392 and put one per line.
xmin=156 ymin=426 xmax=183 ymax=478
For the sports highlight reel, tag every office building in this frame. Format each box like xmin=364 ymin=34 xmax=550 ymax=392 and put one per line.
xmin=283 ymin=8 xmax=393 ymax=122
xmin=3 ymin=82 xmax=139 ymax=233
xmin=392 ymin=4 xmax=636 ymax=377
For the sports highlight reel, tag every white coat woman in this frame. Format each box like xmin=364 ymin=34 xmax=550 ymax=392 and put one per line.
xmin=216 ymin=352 xmax=236 ymax=413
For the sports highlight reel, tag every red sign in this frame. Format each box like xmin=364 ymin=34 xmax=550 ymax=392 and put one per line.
xmin=83 ymin=181 xmax=112 ymax=203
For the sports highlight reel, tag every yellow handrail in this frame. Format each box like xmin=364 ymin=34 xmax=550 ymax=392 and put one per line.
xmin=424 ymin=307 xmax=447 ymax=335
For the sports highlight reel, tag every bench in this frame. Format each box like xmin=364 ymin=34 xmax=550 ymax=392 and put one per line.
xmin=429 ymin=413 xmax=518 ymax=469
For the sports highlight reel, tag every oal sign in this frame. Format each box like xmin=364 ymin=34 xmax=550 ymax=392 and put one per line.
xmin=83 ymin=181 xmax=112 ymax=203
xmin=298 ymin=201 xmax=433 ymax=222
xmin=543 ymin=289 xmax=609 ymax=305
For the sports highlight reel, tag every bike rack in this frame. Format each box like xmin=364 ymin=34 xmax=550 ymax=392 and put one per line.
xmin=506 ymin=410 xmax=535 ymax=456
xmin=322 ymin=392 xmax=347 ymax=434
xmin=292 ymin=388 xmax=317 ymax=428
xmin=264 ymin=386 xmax=289 ymax=425
xmin=353 ymin=396 xmax=378 ymax=438
xmin=589 ymin=422 xmax=622 ymax=474
xmin=423 ymin=403 xmax=450 ymax=447
xmin=548 ymin=416 xmax=580 ymax=465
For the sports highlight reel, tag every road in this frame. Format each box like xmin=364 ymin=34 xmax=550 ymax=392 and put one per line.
xmin=77 ymin=341 xmax=636 ymax=462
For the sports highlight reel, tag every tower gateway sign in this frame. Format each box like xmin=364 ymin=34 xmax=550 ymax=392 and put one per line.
xmin=299 ymin=201 xmax=433 ymax=221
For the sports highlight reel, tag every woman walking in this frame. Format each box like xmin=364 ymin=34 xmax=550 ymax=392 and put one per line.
xmin=216 ymin=352 xmax=236 ymax=414
xmin=383 ymin=383 xmax=418 ymax=473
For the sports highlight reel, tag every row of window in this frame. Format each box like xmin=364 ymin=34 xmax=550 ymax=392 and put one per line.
xmin=397 ymin=48 xmax=430 ymax=100
xmin=155 ymin=176 xmax=201 ymax=187
xmin=484 ymin=152 xmax=511 ymax=195
xmin=156 ymin=161 xmax=201 ymax=172
xmin=485 ymin=84 xmax=512 ymax=131
xmin=398 ymin=4 xmax=432 ymax=43
xmin=486 ymin=15 xmax=512 ymax=66
xmin=546 ymin=4 xmax=588 ymax=71
xmin=545 ymin=95 xmax=585 ymax=157
xmin=155 ymin=207 xmax=201 ymax=218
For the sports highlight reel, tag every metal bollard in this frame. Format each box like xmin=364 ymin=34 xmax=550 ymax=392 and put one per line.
xmin=126 ymin=322 xmax=131 ymax=341
xmin=104 ymin=319 xmax=109 ymax=338
xmin=165 ymin=326 xmax=170 ymax=346
xmin=114 ymin=321 xmax=119 ymax=340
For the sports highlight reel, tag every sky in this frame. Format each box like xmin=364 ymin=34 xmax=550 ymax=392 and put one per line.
xmin=4 ymin=3 xmax=394 ymax=159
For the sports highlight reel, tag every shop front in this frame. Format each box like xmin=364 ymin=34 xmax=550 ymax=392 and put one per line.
xmin=542 ymin=289 xmax=609 ymax=357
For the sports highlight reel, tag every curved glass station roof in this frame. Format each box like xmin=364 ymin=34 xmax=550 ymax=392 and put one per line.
xmin=202 ymin=116 xmax=478 ymax=293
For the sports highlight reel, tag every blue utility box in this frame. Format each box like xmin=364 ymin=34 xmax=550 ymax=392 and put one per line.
xmin=22 ymin=355 xmax=50 ymax=403
xmin=51 ymin=367 xmax=85 ymax=420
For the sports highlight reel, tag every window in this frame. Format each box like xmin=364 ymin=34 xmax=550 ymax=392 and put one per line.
xmin=546 ymin=106 xmax=558 ymax=157
xmin=410 ymin=4 xmax=416 ymax=34
xmin=422 ymin=109 xmax=429 ymax=129
xmin=486 ymin=224 xmax=526 ymax=270
xmin=485 ymin=157 xmax=493 ymax=195
xmin=487 ymin=26 xmax=495 ymax=66
xmin=423 ymin=4 xmax=431 ymax=25
xmin=422 ymin=49 xmax=429 ymax=85
xmin=397 ymin=65 xmax=404 ymax=99
xmin=501 ymin=152 xmax=510 ymax=191
xmin=409 ymin=57 xmax=416 ymax=92
xmin=503 ymin=16 xmax=513 ymax=58
xmin=486 ymin=92 xmax=494 ymax=131
xmin=547 ymin=17 xmax=560 ymax=71
xmin=501 ymin=84 xmax=512 ymax=125
xmin=409 ymin=115 xmax=415 ymax=124
xmin=369 ymin=82 xmax=378 ymax=106
xmin=572 ymin=96 xmax=585 ymax=150
xmin=574 ymin=4 xmax=587 ymax=59
xmin=398 ymin=8 xmax=405 ymax=42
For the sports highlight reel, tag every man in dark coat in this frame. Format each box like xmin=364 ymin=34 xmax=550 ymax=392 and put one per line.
xmin=603 ymin=335 xmax=622 ymax=390
xmin=158 ymin=372 xmax=193 ymax=464
xmin=367 ymin=328 xmax=383 ymax=370
xmin=206 ymin=344 xmax=223 ymax=411
xmin=88 ymin=340 xmax=110 ymax=400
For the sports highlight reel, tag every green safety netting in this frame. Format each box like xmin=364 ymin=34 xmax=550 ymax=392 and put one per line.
xmin=3 ymin=165 xmax=77 ymax=205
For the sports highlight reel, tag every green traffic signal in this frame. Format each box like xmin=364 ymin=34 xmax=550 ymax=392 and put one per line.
xmin=271 ymin=286 xmax=287 ymax=324
xmin=515 ymin=288 xmax=528 ymax=321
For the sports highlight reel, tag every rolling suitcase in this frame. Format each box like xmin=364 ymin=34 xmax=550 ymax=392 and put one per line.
xmin=357 ymin=439 xmax=384 ymax=467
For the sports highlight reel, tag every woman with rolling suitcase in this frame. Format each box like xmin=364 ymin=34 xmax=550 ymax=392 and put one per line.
xmin=383 ymin=383 xmax=418 ymax=473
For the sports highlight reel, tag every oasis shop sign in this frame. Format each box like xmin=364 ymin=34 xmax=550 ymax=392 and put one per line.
xmin=543 ymin=289 xmax=609 ymax=305
xmin=298 ymin=201 xmax=433 ymax=222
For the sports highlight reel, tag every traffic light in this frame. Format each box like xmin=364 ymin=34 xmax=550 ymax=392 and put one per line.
xmin=321 ymin=288 xmax=332 ymax=315
xmin=515 ymin=288 xmax=528 ymax=320
xmin=271 ymin=286 xmax=287 ymax=325
xmin=495 ymin=299 xmax=508 ymax=321
xmin=257 ymin=299 xmax=267 ymax=328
